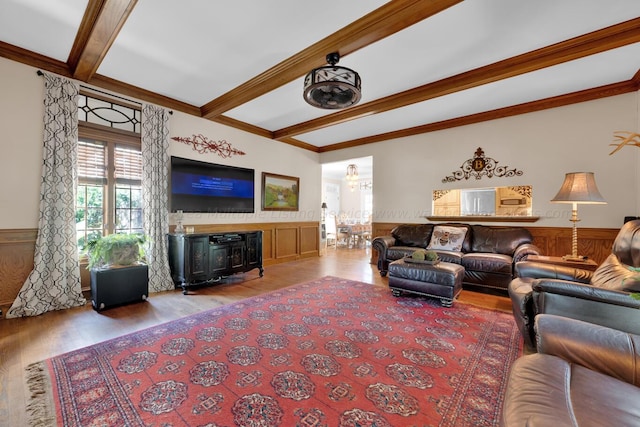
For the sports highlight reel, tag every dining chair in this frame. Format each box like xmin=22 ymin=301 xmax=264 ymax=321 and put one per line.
xmin=325 ymin=215 xmax=337 ymax=249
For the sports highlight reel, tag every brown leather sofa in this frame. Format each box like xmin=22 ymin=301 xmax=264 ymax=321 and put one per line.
xmin=372 ymin=223 xmax=541 ymax=292
xmin=501 ymin=314 xmax=640 ymax=426
xmin=509 ymin=219 xmax=640 ymax=349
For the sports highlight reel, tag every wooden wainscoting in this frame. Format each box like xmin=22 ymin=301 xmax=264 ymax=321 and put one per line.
xmin=370 ymin=222 xmax=619 ymax=266
xmin=527 ymin=226 xmax=618 ymax=266
xmin=0 ymin=229 xmax=37 ymax=307
xmin=0 ymin=222 xmax=618 ymax=310
xmin=0 ymin=222 xmax=320 ymax=310
xmin=185 ymin=222 xmax=320 ymax=265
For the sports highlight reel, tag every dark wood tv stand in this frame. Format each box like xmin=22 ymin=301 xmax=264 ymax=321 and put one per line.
xmin=167 ymin=231 xmax=263 ymax=294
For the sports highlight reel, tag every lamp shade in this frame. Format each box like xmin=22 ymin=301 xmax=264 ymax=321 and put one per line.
xmin=551 ymin=172 xmax=606 ymax=204
xmin=321 ymin=202 xmax=328 ymax=209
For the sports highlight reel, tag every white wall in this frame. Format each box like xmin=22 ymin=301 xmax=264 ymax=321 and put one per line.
xmin=169 ymin=111 xmax=321 ymax=226
xmin=2 ymin=55 xmax=639 ymax=231
xmin=0 ymin=57 xmax=322 ymax=229
xmin=0 ymin=58 xmax=46 ymax=227
xmin=320 ymin=93 xmax=640 ymax=228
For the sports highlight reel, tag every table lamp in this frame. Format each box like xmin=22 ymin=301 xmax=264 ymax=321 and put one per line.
xmin=551 ymin=172 xmax=606 ymax=261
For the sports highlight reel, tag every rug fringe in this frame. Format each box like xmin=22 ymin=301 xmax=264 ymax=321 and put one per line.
xmin=24 ymin=362 xmax=56 ymax=427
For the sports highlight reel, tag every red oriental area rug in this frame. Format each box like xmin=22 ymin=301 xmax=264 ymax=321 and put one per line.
xmin=26 ymin=276 xmax=522 ymax=427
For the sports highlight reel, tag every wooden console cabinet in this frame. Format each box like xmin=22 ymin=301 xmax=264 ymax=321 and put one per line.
xmin=168 ymin=231 xmax=263 ymax=294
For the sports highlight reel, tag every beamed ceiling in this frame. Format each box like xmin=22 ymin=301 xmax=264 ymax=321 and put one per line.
xmin=2 ymin=0 xmax=640 ymax=152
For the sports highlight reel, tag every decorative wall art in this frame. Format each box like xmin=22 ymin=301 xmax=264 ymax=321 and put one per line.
xmin=609 ymin=131 xmax=640 ymax=155
xmin=262 ymin=172 xmax=299 ymax=211
xmin=171 ymin=134 xmax=245 ymax=158
xmin=442 ymin=147 xmax=523 ymax=183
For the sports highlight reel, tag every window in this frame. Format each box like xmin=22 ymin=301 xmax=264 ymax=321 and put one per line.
xmin=76 ymin=90 xmax=142 ymax=252
xmin=76 ymin=139 xmax=143 ymax=250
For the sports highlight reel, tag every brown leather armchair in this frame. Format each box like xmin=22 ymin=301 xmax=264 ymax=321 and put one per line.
xmin=501 ymin=314 xmax=640 ymax=426
xmin=509 ymin=219 xmax=640 ymax=349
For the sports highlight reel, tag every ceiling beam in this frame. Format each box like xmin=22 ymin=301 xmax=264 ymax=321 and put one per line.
xmin=200 ymin=0 xmax=463 ymax=119
xmin=318 ymin=79 xmax=638 ymax=152
xmin=69 ymin=0 xmax=137 ymax=82
xmin=275 ymin=17 xmax=640 ymax=140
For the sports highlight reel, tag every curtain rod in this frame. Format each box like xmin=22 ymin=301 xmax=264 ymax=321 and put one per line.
xmin=35 ymin=70 xmax=173 ymax=114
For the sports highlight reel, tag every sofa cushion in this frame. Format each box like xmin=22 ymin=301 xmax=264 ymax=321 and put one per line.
xmin=427 ymin=225 xmax=468 ymax=251
xmin=461 ymin=253 xmax=512 ymax=275
xmin=386 ymin=246 xmax=418 ymax=261
xmin=391 ymin=224 xmax=434 ymax=247
xmin=430 ymin=250 xmax=463 ymax=265
xmin=471 ymin=225 xmax=533 ymax=255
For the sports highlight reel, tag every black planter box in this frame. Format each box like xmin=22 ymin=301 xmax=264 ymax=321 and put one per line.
xmin=90 ymin=264 xmax=149 ymax=311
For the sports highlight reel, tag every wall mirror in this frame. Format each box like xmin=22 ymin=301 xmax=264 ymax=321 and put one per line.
xmin=432 ymin=185 xmax=532 ymax=218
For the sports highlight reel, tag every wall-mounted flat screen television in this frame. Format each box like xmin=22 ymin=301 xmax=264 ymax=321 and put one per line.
xmin=170 ymin=156 xmax=255 ymax=213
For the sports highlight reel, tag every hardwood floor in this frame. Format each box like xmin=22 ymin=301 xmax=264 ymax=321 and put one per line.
xmin=0 ymin=247 xmax=512 ymax=426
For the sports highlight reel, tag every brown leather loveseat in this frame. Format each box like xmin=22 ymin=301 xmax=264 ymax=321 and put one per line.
xmin=501 ymin=314 xmax=640 ymax=426
xmin=372 ymin=223 xmax=541 ymax=292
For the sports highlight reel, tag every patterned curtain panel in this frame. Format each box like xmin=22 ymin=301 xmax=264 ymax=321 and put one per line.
xmin=7 ymin=73 xmax=85 ymax=318
xmin=142 ymin=104 xmax=174 ymax=293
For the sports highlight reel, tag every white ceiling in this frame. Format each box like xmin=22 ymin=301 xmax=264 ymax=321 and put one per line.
xmin=2 ymin=1 xmax=640 ymax=150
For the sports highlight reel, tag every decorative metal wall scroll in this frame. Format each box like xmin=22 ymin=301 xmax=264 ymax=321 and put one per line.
xmin=609 ymin=131 xmax=640 ymax=155
xmin=171 ymin=134 xmax=245 ymax=158
xmin=442 ymin=147 xmax=523 ymax=183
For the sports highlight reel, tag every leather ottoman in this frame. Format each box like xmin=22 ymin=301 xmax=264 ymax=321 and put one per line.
xmin=388 ymin=258 xmax=464 ymax=307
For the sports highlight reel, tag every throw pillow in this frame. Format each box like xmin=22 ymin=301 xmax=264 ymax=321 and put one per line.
xmin=427 ymin=225 xmax=467 ymax=252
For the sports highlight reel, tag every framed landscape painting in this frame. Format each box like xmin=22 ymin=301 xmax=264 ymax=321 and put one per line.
xmin=262 ymin=172 xmax=299 ymax=211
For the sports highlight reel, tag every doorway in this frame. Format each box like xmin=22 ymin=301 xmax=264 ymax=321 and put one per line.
xmin=321 ymin=156 xmax=373 ymax=223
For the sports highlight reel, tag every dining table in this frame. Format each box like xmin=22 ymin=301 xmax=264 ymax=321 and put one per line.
xmin=336 ymin=222 xmax=372 ymax=248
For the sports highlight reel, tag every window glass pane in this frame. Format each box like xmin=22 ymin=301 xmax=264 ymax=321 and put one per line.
xmin=77 ymin=186 xmax=86 ymax=207
xmin=131 ymin=209 xmax=143 ymax=230
xmin=76 ymin=208 xmax=86 ymax=231
xmin=116 ymin=187 xmax=131 ymax=208
xmin=116 ymin=209 xmax=130 ymax=230
xmin=131 ymin=188 xmax=142 ymax=208
xmin=87 ymin=186 xmax=103 ymax=207
xmin=87 ymin=208 xmax=103 ymax=229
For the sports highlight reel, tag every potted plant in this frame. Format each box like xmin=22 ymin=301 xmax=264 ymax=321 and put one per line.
xmin=86 ymin=233 xmax=149 ymax=311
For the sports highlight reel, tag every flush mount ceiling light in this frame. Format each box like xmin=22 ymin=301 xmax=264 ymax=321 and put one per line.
xmin=303 ymin=52 xmax=361 ymax=109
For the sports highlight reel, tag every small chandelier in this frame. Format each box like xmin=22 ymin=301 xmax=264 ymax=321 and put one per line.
xmin=346 ymin=164 xmax=359 ymax=192
xmin=303 ymin=52 xmax=361 ymax=109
